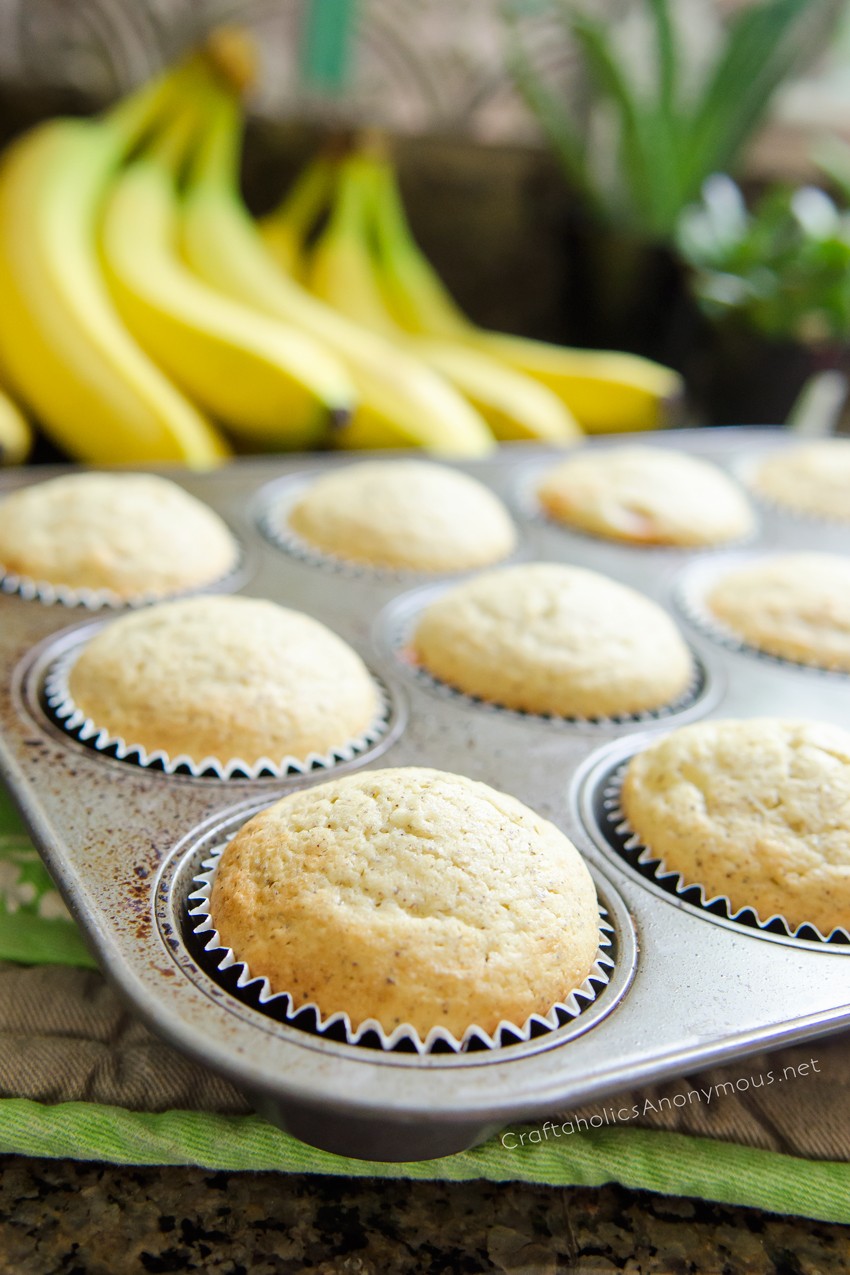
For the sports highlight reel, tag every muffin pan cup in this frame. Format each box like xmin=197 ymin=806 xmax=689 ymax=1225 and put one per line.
xmin=380 ymin=581 xmax=712 ymax=728
xmin=591 ymin=755 xmax=850 ymax=946
xmin=42 ymin=639 xmax=395 ymax=781
xmin=514 ymin=459 xmax=759 ymax=553
xmin=1 ymin=435 xmax=849 ymax=1163
xmin=733 ymin=450 xmax=850 ymax=529
xmin=258 ymin=470 xmax=521 ymax=581
xmin=0 ymin=537 xmax=245 ymax=611
xmin=187 ymin=841 xmax=616 ymax=1054
xmin=675 ymin=551 xmax=850 ymax=677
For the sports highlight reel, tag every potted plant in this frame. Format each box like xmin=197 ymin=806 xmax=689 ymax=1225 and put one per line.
xmin=677 ymin=172 xmax=850 ymax=424
xmin=507 ymin=0 xmax=841 ymax=368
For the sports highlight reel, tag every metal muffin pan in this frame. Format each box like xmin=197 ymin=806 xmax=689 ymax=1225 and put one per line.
xmin=1 ymin=426 xmax=849 ymax=1163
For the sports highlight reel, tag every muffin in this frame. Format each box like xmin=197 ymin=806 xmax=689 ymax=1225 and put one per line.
xmin=705 ymin=553 xmax=850 ymax=671
xmin=208 ymin=767 xmax=600 ymax=1039
xmin=285 ymin=459 xmax=517 ymax=571
xmin=537 ymin=446 xmax=755 ymax=546
xmin=0 ymin=472 xmax=238 ymax=600
xmin=752 ymin=439 xmax=850 ymax=522
xmin=621 ymin=718 xmax=850 ymax=935
xmin=66 ymin=596 xmax=379 ymax=766
xmin=412 ymin=562 xmax=693 ymax=718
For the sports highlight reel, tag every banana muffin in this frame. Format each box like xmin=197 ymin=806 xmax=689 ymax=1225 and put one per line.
xmin=537 ymin=446 xmax=755 ymax=546
xmin=752 ymin=439 xmax=850 ymax=522
xmin=67 ymin=595 xmax=379 ymax=765
xmin=285 ymin=459 xmax=517 ymax=571
xmin=208 ymin=767 xmax=600 ymax=1039
xmin=412 ymin=562 xmax=693 ymax=718
xmin=0 ymin=472 xmax=238 ymax=599
xmin=705 ymin=553 xmax=850 ymax=671
xmin=621 ymin=718 xmax=850 ymax=934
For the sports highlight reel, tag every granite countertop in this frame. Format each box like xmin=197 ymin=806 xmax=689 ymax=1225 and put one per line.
xmin=1 ymin=1160 xmax=847 ymax=1274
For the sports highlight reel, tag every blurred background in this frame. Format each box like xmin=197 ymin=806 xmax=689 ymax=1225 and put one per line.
xmin=3 ymin=0 xmax=850 ymax=465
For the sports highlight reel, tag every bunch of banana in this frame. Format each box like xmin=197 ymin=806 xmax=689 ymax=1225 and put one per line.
xmin=0 ymin=25 xmax=681 ymax=468
xmin=0 ymin=37 xmax=496 ymax=463
xmin=100 ymin=72 xmax=355 ymax=453
xmin=365 ymin=151 xmax=684 ymax=435
xmin=265 ymin=139 xmax=683 ymax=436
xmin=300 ymin=151 xmax=580 ymax=443
xmin=0 ymin=60 xmax=231 ymax=466
xmin=179 ymin=82 xmax=494 ymax=455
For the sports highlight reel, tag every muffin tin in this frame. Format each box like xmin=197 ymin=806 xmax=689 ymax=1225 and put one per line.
xmin=1 ymin=427 xmax=849 ymax=1162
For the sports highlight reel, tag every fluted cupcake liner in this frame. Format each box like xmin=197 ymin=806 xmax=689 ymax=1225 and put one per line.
xmin=258 ymin=475 xmax=521 ymax=582
xmin=388 ymin=603 xmax=709 ymax=728
xmin=675 ymin=553 xmax=850 ymax=679
xmin=43 ymin=645 xmax=393 ymax=781
xmin=516 ymin=464 xmax=758 ymax=553
xmin=0 ymin=542 xmax=244 ymax=611
xmin=186 ymin=843 xmax=616 ymax=1054
xmin=600 ymin=761 xmax=850 ymax=946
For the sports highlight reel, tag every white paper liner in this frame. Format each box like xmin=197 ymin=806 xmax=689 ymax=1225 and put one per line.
xmin=675 ymin=552 xmax=850 ymax=679
xmin=186 ymin=841 xmax=616 ymax=1054
xmin=0 ymin=541 xmax=244 ymax=611
xmin=43 ymin=645 xmax=393 ymax=781
xmin=258 ymin=475 xmax=520 ymax=582
xmin=600 ymin=760 xmax=850 ymax=946
xmin=515 ymin=463 xmax=758 ymax=553
xmin=388 ymin=602 xmax=708 ymax=728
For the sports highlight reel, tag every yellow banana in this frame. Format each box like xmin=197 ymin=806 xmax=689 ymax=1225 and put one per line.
xmin=368 ymin=154 xmax=683 ymax=434
xmin=179 ymin=89 xmax=493 ymax=457
xmin=0 ymin=67 xmax=229 ymax=466
xmin=410 ymin=338 xmax=580 ymax=443
xmin=0 ymin=384 xmax=32 ymax=465
xmin=462 ymin=337 xmax=683 ymax=434
xmin=100 ymin=103 xmax=354 ymax=451
xmin=305 ymin=153 xmax=578 ymax=444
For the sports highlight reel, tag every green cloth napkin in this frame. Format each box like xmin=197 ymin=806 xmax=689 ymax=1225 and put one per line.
xmin=1 ymin=788 xmax=849 ymax=1224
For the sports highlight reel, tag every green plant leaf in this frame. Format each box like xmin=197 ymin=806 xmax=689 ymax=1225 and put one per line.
xmin=647 ymin=0 xmax=676 ymax=121
xmin=507 ymin=0 xmax=841 ymax=242
xmin=568 ymin=16 xmax=659 ymax=232
xmin=683 ymin=0 xmax=812 ymax=194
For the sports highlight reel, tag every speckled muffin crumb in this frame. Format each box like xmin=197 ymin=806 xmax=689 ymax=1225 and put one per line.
xmin=412 ymin=562 xmax=693 ymax=718
xmin=0 ymin=472 xmax=238 ymax=599
xmin=621 ymin=718 xmax=850 ymax=934
xmin=706 ymin=553 xmax=850 ymax=671
xmin=538 ymin=447 xmax=754 ymax=546
xmin=752 ymin=440 xmax=850 ymax=522
xmin=209 ymin=767 xmax=600 ymax=1039
xmin=286 ymin=459 xmax=517 ymax=571
xmin=67 ymin=596 xmax=379 ymax=766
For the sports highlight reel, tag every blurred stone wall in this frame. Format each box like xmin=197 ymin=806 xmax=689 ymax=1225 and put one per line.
xmin=0 ymin=0 xmax=595 ymax=139
xmin=0 ymin=0 xmax=842 ymax=150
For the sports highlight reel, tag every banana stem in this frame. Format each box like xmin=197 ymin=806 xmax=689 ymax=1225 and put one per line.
xmin=140 ymin=60 xmax=229 ymax=182
xmin=367 ymin=154 xmax=417 ymax=261
xmin=99 ymin=58 xmax=202 ymax=158
xmin=189 ymin=82 xmax=244 ymax=193
xmin=327 ymin=154 xmax=378 ymax=247
xmin=268 ymin=152 xmax=337 ymax=242
xmin=144 ymin=104 xmax=202 ymax=180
